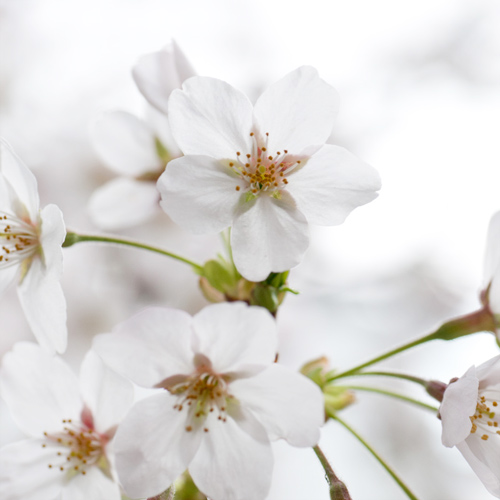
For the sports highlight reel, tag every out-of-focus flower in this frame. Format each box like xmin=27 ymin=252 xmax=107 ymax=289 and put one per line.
xmin=158 ymin=66 xmax=381 ymax=281
xmin=93 ymin=302 xmax=324 ymax=500
xmin=88 ymin=41 xmax=196 ymax=229
xmin=132 ymin=40 xmax=196 ymax=115
xmin=0 ymin=139 xmax=67 ymax=353
xmin=0 ymin=342 xmax=134 ymax=500
xmin=440 ymin=355 xmax=500 ymax=498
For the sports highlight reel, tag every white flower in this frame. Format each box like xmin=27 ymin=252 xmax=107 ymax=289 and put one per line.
xmin=0 ymin=342 xmax=134 ymax=500
xmin=93 ymin=302 xmax=324 ymax=500
xmin=89 ymin=41 xmax=195 ymax=230
xmin=158 ymin=66 xmax=381 ymax=281
xmin=440 ymin=355 xmax=500 ymax=497
xmin=0 ymin=139 xmax=67 ymax=353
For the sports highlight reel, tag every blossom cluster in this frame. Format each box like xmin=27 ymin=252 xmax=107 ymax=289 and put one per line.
xmin=1 ymin=39 xmax=500 ymax=500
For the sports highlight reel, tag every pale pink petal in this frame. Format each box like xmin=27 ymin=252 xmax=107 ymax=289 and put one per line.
xmin=457 ymin=437 xmax=500 ymax=497
xmin=79 ymin=351 xmax=134 ymax=435
xmin=61 ymin=466 xmax=121 ymax=500
xmin=0 ymin=342 xmax=81 ymax=436
xmin=132 ymin=41 xmax=196 ymax=115
xmin=231 ymin=192 xmax=309 ymax=281
xmin=253 ymin=66 xmax=339 ymax=155
xmin=158 ymin=155 xmax=241 ymax=234
xmin=92 ymin=307 xmax=193 ymax=388
xmin=0 ymin=438 xmax=64 ymax=500
xmin=17 ymin=257 xmax=67 ymax=354
xmin=168 ymin=77 xmax=253 ymax=158
xmin=114 ymin=392 xmax=201 ymax=499
xmin=192 ymin=303 xmax=277 ymax=374
xmin=189 ymin=408 xmax=273 ymax=500
xmin=484 ymin=212 xmax=500 ymax=314
xmin=88 ymin=177 xmax=160 ymax=230
xmin=476 ymin=355 xmax=500 ymax=390
xmin=231 ymin=364 xmax=324 ymax=447
xmin=0 ymin=139 xmax=40 ymax=221
xmin=286 ymin=145 xmax=381 ymax=226
xmin=440 ymin=366 xmax=479 ymax=447
xmin=91 ymin=111 xmax=161 ymax=177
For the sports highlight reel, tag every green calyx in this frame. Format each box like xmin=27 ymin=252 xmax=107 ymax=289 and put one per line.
xmin=198 ymin=258 xmax=296 ymax=315
xmin=301 ymin=357 xmax=356 ymax=415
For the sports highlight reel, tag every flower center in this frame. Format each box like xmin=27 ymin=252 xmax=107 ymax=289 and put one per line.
xmin=162 ymin=354 xmax=235 ymax=433
xmin=470 ymin=393 xmax=500 ymax=441
xmin=41 ymin=418 xmax=108 ymax=477
xmin=230 ymin=132 xmax=304 ymax=197
xmin=0 ymin=211 xmax=39 ymax=270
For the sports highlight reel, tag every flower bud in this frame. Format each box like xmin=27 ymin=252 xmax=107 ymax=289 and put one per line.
xmin=425 ymin=379 xmax=448 ymax=403
xmin=324 ymin=385 xmax=356 ymax=412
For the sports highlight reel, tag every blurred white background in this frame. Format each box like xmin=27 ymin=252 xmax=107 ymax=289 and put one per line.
xmin=1 ymin=0 xmax=500 ymax=498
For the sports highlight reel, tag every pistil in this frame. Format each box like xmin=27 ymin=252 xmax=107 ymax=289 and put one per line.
xmin=230 ymin=132 xmax=304 ymax=195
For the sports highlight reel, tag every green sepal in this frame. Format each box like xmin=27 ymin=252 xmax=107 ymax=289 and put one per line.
xmin=202 ymin=259 xmax=238 ymax=293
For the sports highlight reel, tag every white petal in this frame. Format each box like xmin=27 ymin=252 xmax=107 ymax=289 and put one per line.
xmin=286 ymin=144 xmax=381 ymax=226
xmin=231 ymin=364 xmax=324 ymax=447
xmin=114 ymin=392 xmax=201 ymax=499
xmin=133 ymin=41 xmax=196 ymax=114
xmin=39 ymin=204 xmax=65 ymax=280
xmin=79 ymin=351 xmax=134 ymax=435
xmin=231 ymin=193 xmax=309 ymax=281
xmin=192 ymin=303 xmax=277 ymax=374
xmin=0 ymin=264 xmax=17 ymax=296
xmin=168 ymin=77 xmax=253 ymax=158
xmin=457 ymin=436 xmax=500 ymax=497
xmin=88 ymin=177 xmax=160 ymax=230
xmin=92 ymin=307 xmax=194 ymax=388
xmin=17 ymin=257 xmax=68 ymax=354
xmin=484 ymin=212 xmax=500 ymax=314
xmin=61 ymin=466 xmax=121 ymax=500
xmin=18 ymin=203 xmax=67 ymax=354
xmin=440 ymin=366 xmax=479 ymax=447
xmin=0 ymin=439 xmax=64 ymax=500
xmin=145 ymin=105 xmax=182 ymax=157
xmin=189 ymin=408 xmax=273 ymax=500
xmin=0 ymin=342 xmax=81 ymax=436
xmin=158 ymin=155 xmax=241 ymax=234
xmin=91 ymin=111 xmax=161 ymax=176
xmin=0 ymin=139 xmax=40 ymax=221
xmin=253 ymin=66 xmax=339 ymax=154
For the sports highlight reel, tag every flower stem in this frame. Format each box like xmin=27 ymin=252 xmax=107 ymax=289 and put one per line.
xmin=313 ymin=445 xmax=352 ymax=500
xmin=331 ymin=414 xmax=419 ymax=500
xmin=63 ymin=231 xmax=203 ymax=272
xmin=340 ymin=385 xmax=439 ymax=412
xmin=330 ymin=370 xmax=428 ymax=386
xmin=328 ymin=308 xmax=494 ymax=381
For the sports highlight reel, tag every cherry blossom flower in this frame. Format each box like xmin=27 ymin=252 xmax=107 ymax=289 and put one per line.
xmin=0 ymin=139 xmax=67 ymax=353
xmin=0 ymin=342 xmax=134 ymax=500
xmin=158 ymin=66 xmax=381 ymax=281
xmin=440 ymin=355 xmax=500 ymax=497
xmin=89 ymin=41 xmax=195 ymax=229
xmin=93 ymin=302 xmax=324 ymax=500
